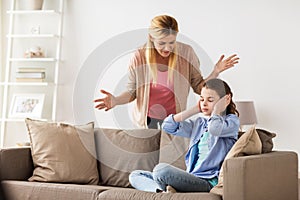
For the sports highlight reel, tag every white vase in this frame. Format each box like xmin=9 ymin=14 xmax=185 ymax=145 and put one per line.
xmin=23 ymin=0 xmax=44 ymax=10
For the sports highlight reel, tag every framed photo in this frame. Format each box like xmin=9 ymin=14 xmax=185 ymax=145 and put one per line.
xmin=9 ymin=93 xmax=45 ymax=118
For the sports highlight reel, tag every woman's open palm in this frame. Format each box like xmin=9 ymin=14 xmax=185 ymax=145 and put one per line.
xmin=94 ymin=90 xmax=116 ymax=111
xmin=215 ymin=54 xmax=239 ymax=73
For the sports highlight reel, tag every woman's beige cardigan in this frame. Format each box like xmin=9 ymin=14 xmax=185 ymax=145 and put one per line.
xmin=127 ymin=42 xmax=204 ymax=128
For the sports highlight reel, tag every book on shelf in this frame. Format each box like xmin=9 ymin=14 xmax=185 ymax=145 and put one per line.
xmin=17 ymin=67 xmax=46 ymax=72
xmin=16 ymin=72 xmax=45 ymax=79
xmin=15 ymin=78 xmax=45 ymax=82
xmin=15 ymin=67 xmax=46 ymax=81
xmin=17 ymin=67 xmax=46 ymax=73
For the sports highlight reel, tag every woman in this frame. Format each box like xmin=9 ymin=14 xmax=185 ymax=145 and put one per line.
xmin=129 ymin=78 xmax=240 ymax=192
xmin=94 ymin=15 xmax=239 ymax=128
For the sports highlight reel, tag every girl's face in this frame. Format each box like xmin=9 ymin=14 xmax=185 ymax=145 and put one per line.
xmin=199 ymin=87 xmax=221 ymax=116
xmin=152 ymin=34 xmax=176 ymax=58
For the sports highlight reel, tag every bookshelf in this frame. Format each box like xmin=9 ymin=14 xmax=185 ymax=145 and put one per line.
xmin=0 ymin=0 xmax=64 ymax=147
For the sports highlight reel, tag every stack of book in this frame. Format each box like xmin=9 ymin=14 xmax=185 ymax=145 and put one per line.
xmin=15 ymin=67 xmax=46 ymax=82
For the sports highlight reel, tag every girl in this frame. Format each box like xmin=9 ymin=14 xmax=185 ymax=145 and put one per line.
xmin=129 ymin=78 xmax=240 ymax=192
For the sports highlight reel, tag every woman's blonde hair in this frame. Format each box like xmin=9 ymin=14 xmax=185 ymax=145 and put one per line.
xmin=146 ymin=15 xmax=179 ymax=84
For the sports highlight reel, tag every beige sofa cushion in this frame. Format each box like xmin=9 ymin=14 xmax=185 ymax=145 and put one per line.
xmin=158 ymin=130 xmax=189 ymax=170
xmin=95 ymin=128 xmax=161 ymax=187
xmin=210 ymin=126 xmax=262 ymax=196
xmin=98 ymin=188 xmax=222 ymax=200
xmin=25 ymin=118 xmax=99 ymax=184
xmin=1 ymin=180 xmax=112 ymax=200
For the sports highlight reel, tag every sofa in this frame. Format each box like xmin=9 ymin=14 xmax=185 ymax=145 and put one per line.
xmin=0 ymin=120 xmax=298 ymax=200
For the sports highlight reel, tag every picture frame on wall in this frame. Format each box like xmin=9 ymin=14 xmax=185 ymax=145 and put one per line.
xmin=9 ymin=93 xmax=45 ymax=118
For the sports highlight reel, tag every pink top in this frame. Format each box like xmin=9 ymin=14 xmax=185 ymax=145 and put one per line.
xmin=127 ymin=42 xmax=203 ymax=128
xmin=147 ymin=70 xmax=176 ymax=119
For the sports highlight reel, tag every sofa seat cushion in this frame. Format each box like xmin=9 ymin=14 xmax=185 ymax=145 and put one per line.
xmin=1 ymin=180 xmax=114 ymax=200
xmin=98 ymin=188 xmax=222 ymax=200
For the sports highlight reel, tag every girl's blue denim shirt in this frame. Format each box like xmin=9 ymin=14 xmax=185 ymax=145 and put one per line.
xmin=162 ymin=114 xmax=239 ymax=179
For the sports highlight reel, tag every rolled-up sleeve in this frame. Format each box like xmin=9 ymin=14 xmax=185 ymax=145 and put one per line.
xmin=189 ymin=47 xmax=204 ymax=95
xmin=127 ymin=51 xmax=142 ymax=99
xmin=162 ymin=114 xmax=180 ymax=134
xmin=162 ymin=114 xmax=195 ymax=138
xmin=207 ymin=114 xmax=239 ymax=138
xmin=127 ymin=64 xmax=137 ymax=97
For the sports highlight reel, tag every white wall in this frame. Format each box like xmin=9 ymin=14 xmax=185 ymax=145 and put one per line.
xmin=2 ymin=0 xmax=300 ymax=160
xmin=63 ymin=0 xmax=300 ymax=152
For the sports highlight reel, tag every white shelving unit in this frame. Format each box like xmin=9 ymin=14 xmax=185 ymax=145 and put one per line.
xmin=0 ymin=0 xmax=64 ymax=147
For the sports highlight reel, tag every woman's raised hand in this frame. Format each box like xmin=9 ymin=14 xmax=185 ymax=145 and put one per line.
xmin=94 ymin=90 xmax=116 ymax=111
xmin=215 ymin=54 xmax=239 ymax=74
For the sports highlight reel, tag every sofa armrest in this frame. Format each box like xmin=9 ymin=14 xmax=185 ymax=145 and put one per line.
xmin=0 ymin=147 xmax=33 ymax=181
xmin=223 ymin=151 xmax=298 ymax=200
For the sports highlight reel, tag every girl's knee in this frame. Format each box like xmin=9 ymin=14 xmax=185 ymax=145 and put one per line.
xmin=153 ymin=163 xmax=172 ymax=179
xmin=153 ymin=163 xmax=170 ymax=172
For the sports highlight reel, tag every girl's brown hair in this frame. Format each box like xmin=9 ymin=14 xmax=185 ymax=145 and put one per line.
xmin=146 ymin=15 xmax=178 ymax=84
xmin=203 ymin=78 xmax=239 ymax=116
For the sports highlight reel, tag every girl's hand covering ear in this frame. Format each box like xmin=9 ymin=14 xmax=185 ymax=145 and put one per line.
xmin=212 ymin=95 xmax=230 ymax=115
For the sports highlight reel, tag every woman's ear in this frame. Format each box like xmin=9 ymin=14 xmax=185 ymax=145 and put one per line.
xmin=149 ymin=35 xmax=154 ymax=42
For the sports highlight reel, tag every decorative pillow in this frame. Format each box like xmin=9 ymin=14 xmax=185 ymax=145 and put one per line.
xmin=210 ymin=126 xmax=262 ymax=196
xmin=158 ymin=130 xmax=189 ymax=170
xmin=25 ymin=118 xmax=99 ymax=184
xmin=255 ymin=128 xmax=276 ymax=153
xmin=94 ymin=128 xmax=161 ymax=187
xmin=238 ymin=128 xmax=276 ymax=153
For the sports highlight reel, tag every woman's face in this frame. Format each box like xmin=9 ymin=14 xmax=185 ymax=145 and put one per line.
xmin=199 ymin=87 xmax=221 ymax=116
xmin=152 ymin=34 xmax=177 ymax=58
